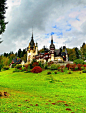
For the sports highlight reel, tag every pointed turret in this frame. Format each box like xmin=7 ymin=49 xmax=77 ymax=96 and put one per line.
xmin=30 ymin=31 xmax=34 ymax=49
xmin=50 ymin=35 xmax=55 ymax=49
xmin=51 ymin=35 xmax=53 ymax=45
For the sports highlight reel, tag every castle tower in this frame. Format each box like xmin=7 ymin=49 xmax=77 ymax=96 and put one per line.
xmin=27 ymin=32 xmax=38 ymax=63
xmin=65 ymin=46 xmax=68 ymax=61
xmin=35 ymin=42 xmax=38 ymax=55
xmin=50 ymin=35 xmax=55 ymax=61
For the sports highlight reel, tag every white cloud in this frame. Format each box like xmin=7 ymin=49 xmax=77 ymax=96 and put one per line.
xmin=1 ymin=0 xmax=86 ymax=54
xmin=69 ymin=11 xmax=80 ymax=18
xmin=56 ymin=16 xmax=64 ymax=22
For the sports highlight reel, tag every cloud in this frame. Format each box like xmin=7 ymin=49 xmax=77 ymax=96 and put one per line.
xmin=0 ymin=0 xmax=86 ymax=54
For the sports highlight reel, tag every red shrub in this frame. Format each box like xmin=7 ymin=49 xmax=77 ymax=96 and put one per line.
xmin=69 ymin=64 xmax=76 ymax=71
xmin=32 ymin=62 xmax=39 ymax=67
xmin=19 ymin=68 xmax=22 ymax=70
xmin=77 ymin=64 xmax=82 ymax=71
xmin=66 ymin=64 xmax=70 ymax=70
xmin=48 ymin=61 xmax=54 ymax=66
xmin=31 ymin=66 xmax=42 ymax=73
xmin=25 ymin=64 xmax=29 ymax=68
xmin=24 ymin=64 xmax=29 ymax=71
xmin=83 ymin=64 xmax=86 ymax=67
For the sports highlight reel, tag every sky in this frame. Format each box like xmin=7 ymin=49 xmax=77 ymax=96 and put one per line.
xmin=0 ymin=0 xmax=86 ymax=54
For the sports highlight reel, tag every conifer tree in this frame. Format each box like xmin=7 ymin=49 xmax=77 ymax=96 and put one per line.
xmin=0 ymin=0 xmax=8 ymax=43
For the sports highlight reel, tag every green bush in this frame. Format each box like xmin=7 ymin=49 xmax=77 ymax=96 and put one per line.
xmin=38 ymin=62 xmax=44 ymax=68
xmin=51 ymin=64 xmax=58 ymax=70
xmin=47 ymin=72 xmax=51 ymax=75
xmin=82 ymin=70 xmax=86 ymax=73
xmin=13 ymin=68 xmax=22 ymax=72
xmin=74 ymin=59 xmax=84 ymax=64
xmin=75 ymin=67 xmax=78 ymax=71
xmin=68 ymin=71 xmax=72 ymax=74
xmin=21 ymin=67 xmax=26 ymax=71
xmin=12 ymin=64 xmax=16 ymax=68
xmin=0 ymin=64 xmax=2 ymax=71
xmin=81 ymin=66 xmax=84 ymax=70
xmin=15 ymin=64 xmax=22 ymax=69
xmin=44 ymin=63 xmax=48 ymax=69
xmin=54 ymin=71 xmax=57 ymax=74
xmin=27 ymin=65 xmax=31 ymax=72
xmin=3 ymin=66 xmax=9 ymax=70
xmin=57 ymin=64 xmax=60 ymax=69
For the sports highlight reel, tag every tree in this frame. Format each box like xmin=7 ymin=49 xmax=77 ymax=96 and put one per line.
xmin=21 ymin=54 xmax=27 ymax=62
xmin=1 ymin=56 xmax=9 ymax=66
xmin=38 ymin=48 xmax=45 ymax=53
xmin=0 ymin=0 xmax=8 ymax=35
xmin=75 ymin=47 xmax=80 ymax=59
xmin=80 ymin=43 xmax=86 ymax=60
xmin=67 ymin=48 xmax=76 ymax=61
xmin=18 ymin=49 xmax=22 ymax=58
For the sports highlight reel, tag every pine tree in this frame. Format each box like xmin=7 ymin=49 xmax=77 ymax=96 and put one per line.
xmin=0 ymin=0 xmax=8 ymax=43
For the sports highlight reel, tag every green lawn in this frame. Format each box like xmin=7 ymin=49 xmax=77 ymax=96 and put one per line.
xmin=0 ymin=69 xmax=86 ymax=113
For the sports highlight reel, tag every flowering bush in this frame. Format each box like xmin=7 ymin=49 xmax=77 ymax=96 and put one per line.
xmin=31 ymin=66 xmax=42 ymax=73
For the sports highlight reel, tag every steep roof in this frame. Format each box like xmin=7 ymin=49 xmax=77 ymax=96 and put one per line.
xmin=50 ymin=35 xmax=55 ymax=49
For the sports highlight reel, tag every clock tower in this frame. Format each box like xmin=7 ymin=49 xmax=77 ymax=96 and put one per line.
xmin=50 ymin=35 xmax=55 ymax=61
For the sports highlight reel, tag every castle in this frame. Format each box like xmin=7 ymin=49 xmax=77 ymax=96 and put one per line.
xmin=27 ymin=32 xmax=68 ymax=63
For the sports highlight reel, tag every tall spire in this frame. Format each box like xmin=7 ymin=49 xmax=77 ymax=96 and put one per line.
xmin=31 ymin=26 xmax=33 ymax=40
xmin=51 ymin=34 xmax=53 ymax=45
xmin=50 ymin=34 xmax=55 ymax=50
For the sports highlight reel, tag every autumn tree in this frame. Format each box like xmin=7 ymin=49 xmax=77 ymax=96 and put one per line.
xmin=67 ymin=48 xmax=76 ymax=61
xmin=1 ymin=56 xmax=9 ymax=66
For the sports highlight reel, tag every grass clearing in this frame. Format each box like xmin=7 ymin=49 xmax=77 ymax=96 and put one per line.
xmin=0 ymin=69 xmax=86 ymax=113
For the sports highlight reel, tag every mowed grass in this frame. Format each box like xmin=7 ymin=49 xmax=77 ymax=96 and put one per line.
xmin=0 ymin=69 xmax=86 ymax=113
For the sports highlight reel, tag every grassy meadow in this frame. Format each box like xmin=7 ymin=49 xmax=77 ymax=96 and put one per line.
xmin=0 ymin=69 xmax=86 ymax=113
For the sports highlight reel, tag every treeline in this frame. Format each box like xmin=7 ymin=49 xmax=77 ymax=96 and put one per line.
xmin=0 ymin=48 xmax=27 ymax=66
xmin=0 ymin=42 xmax=86 ymax=67
xmin=67 ymin=43 xmax=86 ymax=61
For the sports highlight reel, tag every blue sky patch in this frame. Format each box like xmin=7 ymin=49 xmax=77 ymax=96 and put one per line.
xmin=66 ymin=28 xmax=71 ymax=31
xmin=51 ymin=32 xmax=55 ymax=35
xmin=84 ymin=6 xmax=86 ymax=8
xmin=76 ymin=17 xmax=80 ymax=21
xmin=53 ymin=25 xmax=57 ymax=29
xmin=56 ymin=32 xmax=63 ymax=36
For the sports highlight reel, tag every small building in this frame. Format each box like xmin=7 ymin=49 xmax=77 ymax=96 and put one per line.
xmin=12 ymin=57 xmax=22 ymax=64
